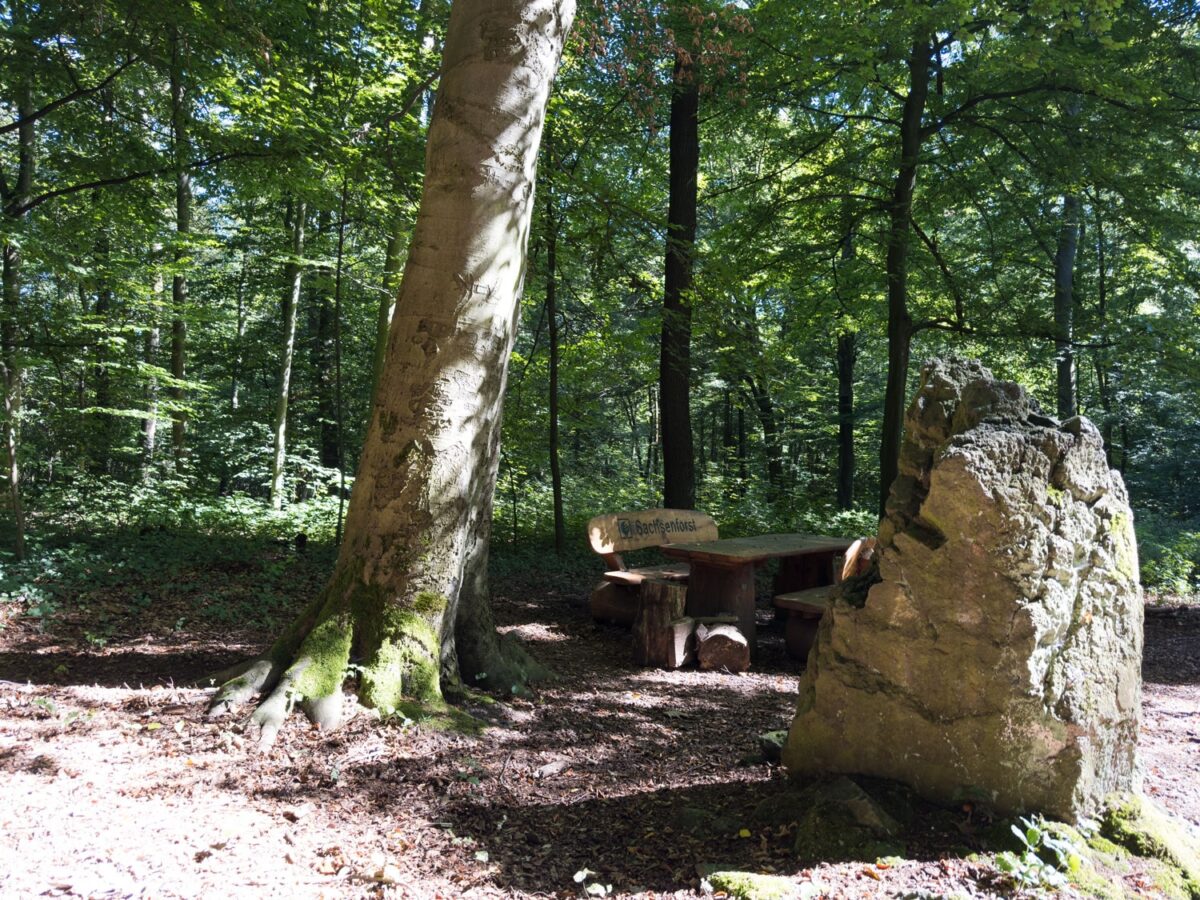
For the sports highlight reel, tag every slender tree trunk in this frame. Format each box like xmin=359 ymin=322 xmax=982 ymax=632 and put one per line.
xmin=142 ymin=318 xmax=161 ymax=480
xmin=92 ymin=240 xmax=116 ymax=472
xmin=879 ymin=32 xmax=932 ymax=517
xmin=660 ymin=51 xmax=698 ymax=510
xmin=647 ymin=385 xmax=660 ymax=479
xmin=270 ymin=200 xmax=306 ymax=510
xmin=1054 ymin=193 xmax=1081 ymax=419
xmin=722 ymin=389 xmax=734 ymax=479
xmin=1 ymin=9 xmax=34 ymax=559
xmin=230 ymin=257 xmax=247 ymax=411
xmin=544 ymin=139 xmax=566 ymax=555
xmin=169 ymin=29 xmax=192 ymax=470
xmin=373 ymin=217 xmax=406 ymax=402
xmin=313 ymin=211 xmax=339 ymax=470
xmin=835 ymin=207 xmax=857 ymax=510
xmin=210 ymin=0 xmax=575 ymax=746
xmin=745 ymin=377 xmax=783 ymax=496
xmin=1092 ymin=200 xmax=1115 ymax=464
xmin=836 ymin=331 xmax=856 ymax=509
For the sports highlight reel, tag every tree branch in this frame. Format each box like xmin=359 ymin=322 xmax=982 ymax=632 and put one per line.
xmin=13 ymin=150 xmax=269 ymax=216
xmin=0 ymin=57 xmax=140 ymax=137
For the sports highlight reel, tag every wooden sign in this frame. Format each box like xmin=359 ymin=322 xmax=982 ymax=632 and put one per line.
xmin=587 ymin=508 xmax=719 ymax=555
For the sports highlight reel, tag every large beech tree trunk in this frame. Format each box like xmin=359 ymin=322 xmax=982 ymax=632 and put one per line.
xmin=210 ymin=0 xmax=575 ymax=747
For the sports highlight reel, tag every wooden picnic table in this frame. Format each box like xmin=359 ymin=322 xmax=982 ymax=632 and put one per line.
xmin=660 ymin=533 xmax=853 ymax=656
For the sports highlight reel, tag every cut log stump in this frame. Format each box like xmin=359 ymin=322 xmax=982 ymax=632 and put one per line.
xmin=634 ymin=579 xmax=690 ymax=667
xmin=696 ymin=623 xmax=750 ymax=673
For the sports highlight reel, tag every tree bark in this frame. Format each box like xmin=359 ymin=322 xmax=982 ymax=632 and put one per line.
xmin=836 ymin=330 xmax=856 ymax=509
xmin=1 ymin=2 xmax=34 ymax=559
xmin=1054 ymin=193 xmax=1080 ymax=419
xmin=660 ymin=51 xmax=698 ymax=510
xmin=270 ymin=200 xmax=306 ymax=510
xmin=210 ymin=0 xmax=576 ymax=747
xmin=169 ymin=28 xmax=191 ymax=471
xmin=879 ymin=32 xmax=932 ymax=517
xmin=230 ymin=256 xmax=247 ymax=411
xmin=372 ymin=216 xmax=406 ymax=403
xmin=544 ymin=134 xmax=566 ymax=554
xmin=313 ymin=210 xmax=340 ymax=470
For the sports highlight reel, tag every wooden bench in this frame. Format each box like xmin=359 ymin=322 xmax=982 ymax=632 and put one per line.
xmin=773 ymin=537 xmax=877 ymax=660
xmin=587 ymin=508 xmax=718 ymax=626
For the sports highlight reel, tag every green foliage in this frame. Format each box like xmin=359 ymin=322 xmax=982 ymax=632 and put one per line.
xmin=995 ymin=815 xmax=1088 ymax=892
xmin=1 ymin=0 xmax=1197 ymax=603
xmin=1137 ymin=511 xmax=1200 ymax=596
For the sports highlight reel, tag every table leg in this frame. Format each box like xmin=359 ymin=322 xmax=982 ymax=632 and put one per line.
xmin=685 ymin=562 xmax=757 ymax=658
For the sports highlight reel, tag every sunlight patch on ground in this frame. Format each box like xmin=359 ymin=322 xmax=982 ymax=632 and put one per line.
xmin=497 ymin=622 xmax=570 ymax=642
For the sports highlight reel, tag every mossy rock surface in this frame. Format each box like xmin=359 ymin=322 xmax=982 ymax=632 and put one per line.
xmin=707 ymin=870 xmax=798 ymax=900
xmin=1101 ymin=794 xmax=1200 ymax=898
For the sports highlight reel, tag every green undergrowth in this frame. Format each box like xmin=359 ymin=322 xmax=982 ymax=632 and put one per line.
xmin=0 ymin=517 xmax=335 ymax=637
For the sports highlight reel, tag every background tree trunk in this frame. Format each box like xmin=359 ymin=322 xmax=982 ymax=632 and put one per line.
xmin=660 ymin=51 xmax=698 ymax=510
xmin=879 ymin=32 xmax=932 ymax=517
xmin=1 ymin=2 xmax=34 ymax=559
xmin=836 ymin=330 xmax=856 ymax=509
xmin=169 ymin=28 xmax=191 ymax=471
xmin=270 ymin=200 xmax=306 ymax=510
xmin=1055 ymin=192 xmax=1080 ymax=419
xmin=373 ymin=217 xmax=406 ymax=403
xmin=544 ymin=135 xmax=566 ymax=555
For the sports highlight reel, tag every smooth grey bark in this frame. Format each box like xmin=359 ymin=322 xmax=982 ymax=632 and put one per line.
xmin=142 ymin=321 xmax=160 ymax=478
xmin=169 ymin=29 xmax=192 ymax=470
xmin=210 ymin=0 xmax=576 ymax=747
xmin=373 ymin=217 xmax=406 ymax=403
xmin=230 ymin=257 xmax=247 ymax=411
xmin=544 ymin=143 xmax=566 ymax=555
xmin=270 ymin=200 xmax=306 ymax=510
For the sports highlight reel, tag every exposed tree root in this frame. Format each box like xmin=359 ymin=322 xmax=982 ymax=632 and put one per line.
xmin=205 ymin=585 xmax=470 ymax=750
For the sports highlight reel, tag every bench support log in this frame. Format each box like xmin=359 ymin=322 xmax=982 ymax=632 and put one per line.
xmin=634 ymin=580 xmax=690 ymax=667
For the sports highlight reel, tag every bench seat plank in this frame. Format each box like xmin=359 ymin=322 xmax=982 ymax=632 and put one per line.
xmin=603 ymin=563 xmax=690 ymax=586
xmin=773 ymin=586 xmax=835 ymax=614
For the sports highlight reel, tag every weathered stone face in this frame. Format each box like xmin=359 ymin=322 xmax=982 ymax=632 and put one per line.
xmin=785 ymin=357 xmax=1143 ymax=821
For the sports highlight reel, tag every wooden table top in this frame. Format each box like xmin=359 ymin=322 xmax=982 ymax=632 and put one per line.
xmin=660 ymin=533 xmax=853 ymax=567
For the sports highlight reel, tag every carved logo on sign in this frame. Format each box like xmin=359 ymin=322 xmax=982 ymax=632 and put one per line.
xmin=616 ymin=517 xmax=699 ymax=539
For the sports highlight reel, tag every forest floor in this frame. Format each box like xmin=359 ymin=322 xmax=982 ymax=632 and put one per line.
xmin=0 ymin=534 xmax=1197 ymax=899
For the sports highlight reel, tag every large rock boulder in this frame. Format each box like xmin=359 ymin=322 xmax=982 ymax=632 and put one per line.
xmin=784 ymin=358 xmax=1143 ymax=821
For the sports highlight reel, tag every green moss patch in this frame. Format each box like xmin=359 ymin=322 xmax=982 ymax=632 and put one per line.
xmin=390 ymin=698 xmax=482 ymax=735
xmin=1102 ymin=794 xmax=1200 ymax=898
xmin=291 ymin=613 xmax=353 ymax=700
xmin=707 ymin=870 xmax=799 ymax=900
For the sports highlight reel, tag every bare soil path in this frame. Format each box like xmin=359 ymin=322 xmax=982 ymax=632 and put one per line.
xmin=0 ymin=559 xmax=1196 ymax=899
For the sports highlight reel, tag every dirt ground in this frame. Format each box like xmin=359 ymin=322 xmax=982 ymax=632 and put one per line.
xmin=0 ymin=566 xmax=1196 ymax=899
